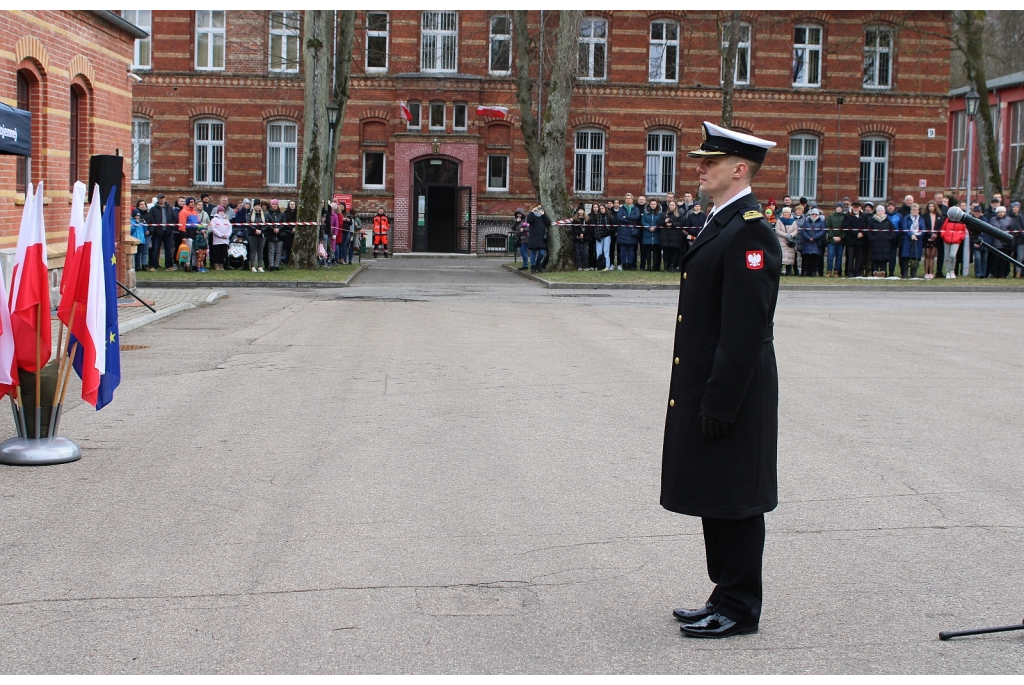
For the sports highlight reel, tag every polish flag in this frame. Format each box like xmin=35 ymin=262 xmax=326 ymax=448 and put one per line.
xmin=68 ymin=184 xmax=106 ymax=406
xmin=0 ymin=261 xmax=18 ymax=399
xmin=8 ymin=181 xmax=51 ymax=374
xmin=476 ymin=105 xmax=508 ymax=119
xmin=399 ymin=100 xmax=413 ymax=122
xmin=57 ymin=181 xmax=88 ymax=327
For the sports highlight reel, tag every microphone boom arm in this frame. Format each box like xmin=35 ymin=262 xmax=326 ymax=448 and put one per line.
xmin=945 ymin=206 xmax=1024 ymax=272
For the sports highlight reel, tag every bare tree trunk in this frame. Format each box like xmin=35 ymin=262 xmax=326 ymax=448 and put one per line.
xmin=295 ymin=10 xmax=332 ymax=269
xmin=957 ymin=10 xmax=1003 ymax=199
xmin=719 ymin=11 xmax=742 ymax=129
xmin=537 ymin=10 xmax=582 ymax=271
xmin=512 ymin=10 xmax=542 ymax=196
xmin=1009 ymin=152 xmax=1024 ymax=203
xmin=323 ymin=10 xmax=356 ymax=205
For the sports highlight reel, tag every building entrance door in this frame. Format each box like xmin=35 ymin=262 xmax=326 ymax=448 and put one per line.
xmin=412 ymin=158 xmax=464 ymax=253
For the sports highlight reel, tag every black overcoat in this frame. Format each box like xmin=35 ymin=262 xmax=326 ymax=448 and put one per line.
xmin=661 ymin=193 xmax=782 ymax=519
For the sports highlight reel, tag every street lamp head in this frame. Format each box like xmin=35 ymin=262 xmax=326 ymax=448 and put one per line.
xmin=964 ymin=87 xmax=980 ymax=119
xmin=326 ymin=103 xmax=340 ymax=126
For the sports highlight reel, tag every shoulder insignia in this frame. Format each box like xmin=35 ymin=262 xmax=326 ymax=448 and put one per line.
xmin=743 ymin=210 xmax=764 ymax=222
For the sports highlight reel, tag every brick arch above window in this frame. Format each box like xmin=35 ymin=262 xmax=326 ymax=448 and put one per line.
xmin=789 ymin=11 xmax=830 ymax=26
xmin=730 ymin=118 xmax=756 ymax=134
xmin=485 ymin=122 xmax=512 ymax=148
xmin=361 ymin=119 xmax=388 ymax=146
xmin=570 ymin=116 xmax=610 ymax=131
xmin=133 ymin=106 xmax=156 ymax=119
xmin=786 ymin=121 xmax=825 ymax=135
xmin=862 ymin=12 xmax=903 ymax=27
xmin=358 ymin=108 xmax=391 ymax=123
xmin=15 ymin=35 xmax=50 ymax=74
xmin=68 ymin=55 xmax=95 ymax=90
xmin=261 ymin=107 xmax=300 ymax=123
xmin=188 ymin=107 xmax=229 ymax=122
xmin=642 ymin=117 xmax=684 ymax=133
xmin=857 ymin=125 xmax=896 ymax=138
xmin=644 ymin=11 xmax=684 ymax=20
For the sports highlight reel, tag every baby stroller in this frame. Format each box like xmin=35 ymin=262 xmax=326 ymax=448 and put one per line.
xmin=226 ymin=227 xmax=248 ymax=270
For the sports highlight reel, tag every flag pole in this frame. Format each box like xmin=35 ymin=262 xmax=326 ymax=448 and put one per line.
xmin=48 ymin=302 xmax=77 ymax=439
xmin=51 ymin=340 xmax=78 ymax=437
xmin=15 ymin=386 xmax=27 ymax=440
xmin=34 ymin=302 xmax=42 ymax=440
xmin=10 ymin=397 xmax=22 ymax=438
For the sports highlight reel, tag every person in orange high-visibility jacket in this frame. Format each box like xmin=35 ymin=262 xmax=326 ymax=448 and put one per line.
xmin=372 ymin=208 xmax=390 ymax=258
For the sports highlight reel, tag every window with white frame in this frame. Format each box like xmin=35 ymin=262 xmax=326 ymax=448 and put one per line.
xmin=578 ymin=18 xmax=607 ymax=80
xmin=267 ymin=121 xmax=297 ymax=186
xmin=489 ymin=15 xmax=512 ymax=74
xmin=421 ymin=11 xmax=457 ymax=73
xmin=363 ymin=151 xmax=385 ymax=189
xmin=122 ymin=11 xmax=152 ymax=69
xmin=788 ymin=135 xmax=818 ymax=200
xmin=1010 ymin=101 xmax=1024 ymax=183
xmin=406 ymin=101 xmax=421 ymax=130
xmin=721 ymin=22 xmax=751 ymax=86
xmin=194 ymin=119 xmax=224 ymax=185
xmin=949 ymin=110 xmax=968 ymax=190
xmin=792 ymin=25 xmax=822 ymax=87
xmin=487 ymin=155 xmax=509 ymax=192
xmin=858 ymin=137 xmax=888 ymax=201
xmin=649 ymin=20 xmax=678 ymax=82
xmin=429 ymin=102 xmax=445 ymax=131
xmin=453 ymin=103 xmax=467 ymax=131
xmin=269 ymin=11 xmax=300 ymax=73
xmin=366 ymin=12 xmax=389 ymax=71
xmin=574 ymin=129 xmax=605 ymax=194
xmin=131 ymin=117 xmax=151 ymax=183
xmin=863 ymin=27 xmax=893 ymax=89
xmin=196 ymin=10 xmax=226 ymax=70
xmin=645 ymin=130 xmax=675 ymax=196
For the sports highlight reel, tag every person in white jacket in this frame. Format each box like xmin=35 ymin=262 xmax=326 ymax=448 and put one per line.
xmin=208 ymin=207 xmax=233 ymax=271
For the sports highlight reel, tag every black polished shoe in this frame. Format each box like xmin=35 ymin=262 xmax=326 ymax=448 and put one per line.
xmin=672 ymin=601 xmax=715 ymax=624
xmin=679 ymin=612 xmax=758 ymax=639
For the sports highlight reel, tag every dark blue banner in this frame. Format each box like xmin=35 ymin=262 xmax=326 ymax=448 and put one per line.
xmin=0 ymin=103 xmax=31 ymax=157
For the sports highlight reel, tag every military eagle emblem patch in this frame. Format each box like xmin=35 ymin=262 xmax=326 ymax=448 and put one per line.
xmin=746 ymin=250 xmax=764 ymax=270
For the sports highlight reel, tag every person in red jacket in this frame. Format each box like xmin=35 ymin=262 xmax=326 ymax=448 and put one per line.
xmin=940 ymin=204 xmax=968 ymax=279
xmin=372 ymin=207 xmax=390 ymax=258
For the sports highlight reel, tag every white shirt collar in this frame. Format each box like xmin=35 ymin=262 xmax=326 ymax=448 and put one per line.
xmin=700 ymin=185 xmax=752 ymax=234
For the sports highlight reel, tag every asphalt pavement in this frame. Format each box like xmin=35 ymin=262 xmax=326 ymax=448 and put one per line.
xmin=1 ymin=257 xmax=1022 ymax=673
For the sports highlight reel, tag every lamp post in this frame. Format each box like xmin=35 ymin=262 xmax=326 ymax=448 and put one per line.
xmin=962 ymin=87 xmax=980 ymax=276
xmin=326 ymin=102 xmax=340 ymax=197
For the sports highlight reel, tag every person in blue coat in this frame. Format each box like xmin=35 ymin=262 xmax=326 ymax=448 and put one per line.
xmin=898 ymin=203 xmax=925 ymax=278
xmin=615 ymin=193 xmax=642 ymax=270
xmin=797 ymin=207 xmax=825 ymax=276
xmin=640 ymin=198 xmax=665 ymax=270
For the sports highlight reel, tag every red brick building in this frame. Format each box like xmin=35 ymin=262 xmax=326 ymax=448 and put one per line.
xmin=1 ymin=10 xmax=144 ymax=267
xmin=947 ymin=71 xmax=1024 ymax=202
xmin=133 ymin=11 xmax=951 ymax=254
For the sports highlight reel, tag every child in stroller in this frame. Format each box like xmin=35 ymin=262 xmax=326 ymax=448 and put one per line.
xmin=227 ymin=225 xmax=249 ymax=270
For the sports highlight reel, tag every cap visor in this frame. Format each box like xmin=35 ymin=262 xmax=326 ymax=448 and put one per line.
xmin=686 ymin=149 xmax=728 ymax=159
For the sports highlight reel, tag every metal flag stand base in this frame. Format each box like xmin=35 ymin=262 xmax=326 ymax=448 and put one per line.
xmin=0 ymin=437 xmax=81 ymax=466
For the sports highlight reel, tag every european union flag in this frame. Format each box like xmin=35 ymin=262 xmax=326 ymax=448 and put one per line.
xmin=95 ymin=186 xmax=121 ymax=409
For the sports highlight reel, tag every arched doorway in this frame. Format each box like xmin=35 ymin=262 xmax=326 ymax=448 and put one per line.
xmin=411 ymin=158 xmax=471 ymax=252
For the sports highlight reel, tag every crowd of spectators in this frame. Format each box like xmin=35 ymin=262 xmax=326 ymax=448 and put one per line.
xmin=509 ymin=190 xmax=1024 ymax=279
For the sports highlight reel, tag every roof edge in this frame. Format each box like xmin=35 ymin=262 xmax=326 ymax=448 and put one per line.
xmin=90 ymin=10 xmax=149 ymax=40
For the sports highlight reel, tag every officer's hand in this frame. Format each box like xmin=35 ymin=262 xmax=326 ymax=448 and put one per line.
xmin=700 ymin=412 xmax=731 ymax=440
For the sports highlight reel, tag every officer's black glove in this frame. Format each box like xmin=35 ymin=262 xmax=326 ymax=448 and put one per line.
xmin=700 ymin=411 xmax=731 ymax=440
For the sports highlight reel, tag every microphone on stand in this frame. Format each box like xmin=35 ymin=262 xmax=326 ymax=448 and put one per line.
xmin=946 ymin=206 xmax=1013 ymax=245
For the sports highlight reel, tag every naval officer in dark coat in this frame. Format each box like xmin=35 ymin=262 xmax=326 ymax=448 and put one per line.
xmin=662 ymin=121 xmax=782 ymax=639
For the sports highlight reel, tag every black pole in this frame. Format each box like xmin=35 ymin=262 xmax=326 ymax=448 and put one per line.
xmin=940 ymin=620 xmax=1024 ymax=641
xmin=117 ymin=281 xmax=156 ymax=312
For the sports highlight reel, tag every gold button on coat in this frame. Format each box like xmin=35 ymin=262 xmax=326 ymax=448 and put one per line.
xmin=683 ymin=272 xmax=688 ymax=279
xmin=669 ymin=399 xmax=675 ymax=407
xmin=674 ymin=357 xmax=679 ymax=364
xmin=677 ymin=315 xmax=682 ymax=322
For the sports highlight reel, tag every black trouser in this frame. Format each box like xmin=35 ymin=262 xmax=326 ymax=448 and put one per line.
xmin=872 ymin=259 xmax=888 ymax=274
xmin=846 ymin=245 xmax=866 ymax=277
xmin=640 ymin=244 xmax=662 ymax=271
xmin=282 ymin=231 xmax=294 ymax=264
xmin=150 ymin=231 xmax=175 ymax=268
xmin=993 ymin=248 xmax=1012 ymax=278
xmin=888 ymin=244 xmax=899 ymax=277
xmin=573 ymin=241 xmax=588 ymax=269
xmin=801 ymin=253 xmax=821 ymax=276
xmin=702 ymin=514 xmax=765 ymax=625
xmin=663 ymin=246 xmax=679 ymax=271
xmin=899 ymin=256 xmax=918 ymax=279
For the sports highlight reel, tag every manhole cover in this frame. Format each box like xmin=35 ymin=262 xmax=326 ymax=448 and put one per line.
xmin=119 ymin=344 xmax=150 ymax=351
